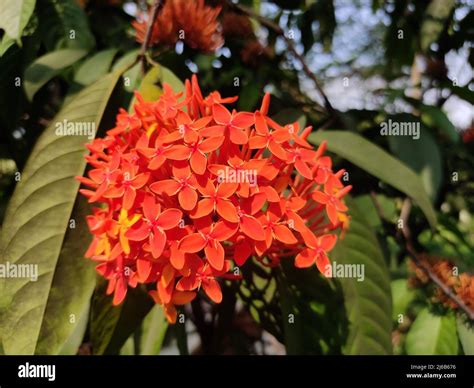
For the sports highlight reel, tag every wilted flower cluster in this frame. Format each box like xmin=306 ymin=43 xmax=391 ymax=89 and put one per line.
xmin=133 ymin=0 xmax=223 ymax=53
xmin=410 ymin=255 xmax=474 ymax=312
xmin=77 ymin=75 xmax=351 ymax=323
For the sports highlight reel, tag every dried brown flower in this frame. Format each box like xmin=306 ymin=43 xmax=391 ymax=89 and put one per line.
xmin=133 ymin=0 xmax=223 ymax=52
xmin=410 ymin=254 xmax=474 ymax=311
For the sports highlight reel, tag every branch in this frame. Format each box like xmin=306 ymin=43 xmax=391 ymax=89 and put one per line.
xmin=371 ymin=194 xmax=474 ymax=321
xmin=138 ymin=0 xmax=164 ymax=73
xmin=226 ymin=1 xmax=335 ymax=115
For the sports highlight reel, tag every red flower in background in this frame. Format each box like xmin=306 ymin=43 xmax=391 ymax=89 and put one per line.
xmin=77 ymin=75 xmax=351 ymax=323
xmin=133 ymin=0 xmax=223 ymax=53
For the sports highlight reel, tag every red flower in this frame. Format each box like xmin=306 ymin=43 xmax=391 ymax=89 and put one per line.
xmin=77 ymin=75 xmax=351 ymax=322
xmin=295 ymin=234 xmax=337 ymax=273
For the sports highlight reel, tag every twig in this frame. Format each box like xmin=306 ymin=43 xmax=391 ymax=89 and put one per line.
xmin=138 ymin=0 xmax=164 ymax=73
xmin=226 ymin=0 xmax=335 ymax=115
xmin=371 ymin=194 xmax=474 ymax=320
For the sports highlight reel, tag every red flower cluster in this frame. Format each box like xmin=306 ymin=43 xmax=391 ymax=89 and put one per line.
xmin=77 ymin=76 xmax=351 ymax=323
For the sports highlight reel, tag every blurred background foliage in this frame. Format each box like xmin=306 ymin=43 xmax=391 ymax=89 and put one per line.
xmin=0 ymin=0 xmax=473 ymax=355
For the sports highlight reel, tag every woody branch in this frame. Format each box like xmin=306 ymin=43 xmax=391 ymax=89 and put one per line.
xmin=139 ymin=0 xmax=165 ymax=73
xmin=226 ymin=0 xmax=335 ymax=115
xmin=370 ymin=192 xmax=474 ymax=321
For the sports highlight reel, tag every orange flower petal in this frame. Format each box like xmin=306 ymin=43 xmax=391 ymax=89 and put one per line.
xmin=172 ymin=291 xmax=197 ymax=305
xmin=216 ymin=200 xmax=239 ymax=223
xmin=137 ymin=258 xmax=152 ymax=283
xmin=315 ymin=252 xmax=331 ymax=275
xmin=190 ymin=198 xmax=214 ymax=219
xmin=190 ymin=151 xmax=207 ymax=175
xmin=179 ymin=233 xmax=207 ymax=252
xmin=229 ymin=127 xmax=248 ymax=145
xmin=150 ymin=228 xmax=167 ymax=258
xmin=273 ymin=224 xmax=298 ymax=244
xmin=319 ymin=234 xmax=337 ymax=252
xmin=205 ymin=242 xmax=225 ymax=270
xmin=212 ymin=103 xmax=231 ymax=124
xmin=178 ymin=186 xmax=198 ymax=211
xmin=240 ymin=215 xmax=265 ymax=241
xmin=199 ymin=136 xmax=224 ymax=153
xmin=203 ymin=279 xmax=223 ymax=303
xmin=294 ymin=249 xmax=315 ymax=268
xmin=157 ymin=208 xmax=183 ymax=229
xmin=150 ymin=179 xmax=180 ymax=196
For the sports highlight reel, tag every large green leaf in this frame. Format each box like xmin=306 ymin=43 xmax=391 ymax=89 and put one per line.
xmin=0 ymin=71 xmax=122 ymax=355
xmin=0 ymin=0 xmax=36 ymax=41
xmin=74 ymin=49 xmax=118 ymax=86
xmin=457 ymin=318 xmax=474 ymax=355
xmin=353 ymin=194 xmax=397 ymax=228
xmin=406 ymin=308 xmax=458 ymax=355
xmin=276 ymin=263 xmax=348 ymax=355
xmin=112 ymin=49 xmax=140 ymax=93
xmin=332 ymin=198 xmax=393 ymax=354
xmin=37 ymin=0 xmax=95 ymax=51
xmin=34 ymin=196 xmax=95 ymax=355
xmin=118 ymin=305 xmax=168 ymax=355
xmin=308 ymin=130 xmax=437 ymax=227
xmin=24 ymin=48 xmax=88 ymax=100
xmin=90 ymin=282 xmax=153 ymax=355
xmin=388 ymin=127 xmax=443 ymax=201
xmin=138 ymin=305 xmax=168 ymax=355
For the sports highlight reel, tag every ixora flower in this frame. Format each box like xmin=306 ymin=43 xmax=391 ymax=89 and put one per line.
xmin=77 ymin=75 xmax=352 ymax=323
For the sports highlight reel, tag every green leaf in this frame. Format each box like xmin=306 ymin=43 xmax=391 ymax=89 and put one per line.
xmin=112 ymin=49 xmax=140 ymax=93
xmin=35 ymin=197 xmax=96 ymax=355
xmin=406 ymin=308 xmax=458 ymax=355
xmin=131 ymin=64 xmax=184 ymax=108
xmin=391 ymin=279 xmax=416 ymax=322
xmin=0 ymin=34 xmax=15 ymax=57
xmin=24 ymin=48 xmax=88 ymax=100
xmin=112 ymin=49 xmax=140 ymax=72
xmin=119 ymin=336 xmax=135 ymax=355
xmin=37 ymin=0 xmax=95 ymax=51
xmin=74 ymin=49 xmax=118 ymax=86
xmin=118 ymin=304 xmax=168 ymax=355
xmin=332 ymin=198 xmax=393 ymax=355
xmin=174 ymin=321 xmax=189 ymax=355
xmin=353 ymin=194 xmax=397 ymax=228
xmin=90 ymin=283 xmax=153 ymax=355
xmin=420 ymin=0 xmax=456 ymax=52
xmin=276 ymin=263 xmax=348 ymax=355
xmin=138 ymin=305 xmax=168 ymax=355
xmin=58 ymin=297 xmax=90 ymax=355
xmin=308 ymin=130 xmax=437 ymax=228
xmin=0 ymin=0 xmax=36 ymax=41
xmin=457 ymin=318 xmax=474 ymax=355
xmin=0 ymin=71 xmax=122 ymax=355
xmin=388 ymin=127 xmax=443 ymax=201
xmin=420 ymin=105 xmax=459 ymax=143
